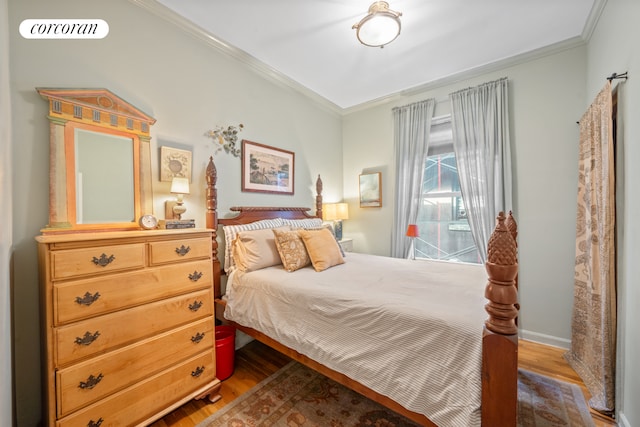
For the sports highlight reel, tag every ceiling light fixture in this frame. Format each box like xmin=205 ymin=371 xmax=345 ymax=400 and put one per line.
xmin=352 ymin=1 xmax=402 ymax=48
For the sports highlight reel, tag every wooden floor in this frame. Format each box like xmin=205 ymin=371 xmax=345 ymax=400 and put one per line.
xmin=151 ymin=339 xmax=616 ymax=427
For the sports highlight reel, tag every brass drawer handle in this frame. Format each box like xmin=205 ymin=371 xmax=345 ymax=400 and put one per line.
xmin=188 ymin=271 xmax=203 ymax=282
xmin=75 ymin=331 xmax=100 ymax=346
xmin=88 ymin=418 xmax=103 ymax=427
xmin=92 ymin=253 xmax=115 ymax=267
xmin=175 ymin=245 xmax=191 ymax=256
xmin=191 ymin=366 xmax=205 ymax=378
xmin=191 ymin=332 xmax=205 ymax=344
xmin=76 ymin=291 xmax=101 ymax=306
xmin=188 ymin=300 xmax=203 ymax=312
xmin=79 ymin=373 xmax=103 ymax=389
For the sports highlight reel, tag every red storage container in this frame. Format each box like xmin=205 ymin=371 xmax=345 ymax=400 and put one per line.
xmin=215 ymin=325 xmax=235 ymax=380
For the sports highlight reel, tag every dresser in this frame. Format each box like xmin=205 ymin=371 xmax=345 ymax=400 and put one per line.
xmin=37 ymin=229 xmax=221 ymax=427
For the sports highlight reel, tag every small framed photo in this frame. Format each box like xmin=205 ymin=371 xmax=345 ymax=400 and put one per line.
xmin=242 ymin=140 xmax=294 ymax=195
xmin=160 ymin=146 xmax=192 ymax=182
xmin=359 ymin=172 xmax=382 ymax=207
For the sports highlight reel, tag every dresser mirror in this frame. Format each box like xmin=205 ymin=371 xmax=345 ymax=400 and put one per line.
xmin=38 ymin=88 xmax=156 ymax=233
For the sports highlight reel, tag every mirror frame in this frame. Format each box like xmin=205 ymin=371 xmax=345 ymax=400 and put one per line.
xmin=38 ymin=88 xmax=156 ymax=233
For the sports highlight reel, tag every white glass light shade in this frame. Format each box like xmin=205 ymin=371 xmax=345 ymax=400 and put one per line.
xmin=353 ymin=2 xmax=402 ymax=48
xmin=170 ymin=177 xmax=190 ymax=195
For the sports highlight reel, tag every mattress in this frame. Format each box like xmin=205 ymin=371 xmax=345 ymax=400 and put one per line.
xmin=224 ymin=252 xmax=488 ymax=427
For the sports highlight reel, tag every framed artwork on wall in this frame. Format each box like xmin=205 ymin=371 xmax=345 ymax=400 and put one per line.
xmin=160 ymin=146 xmax=192 ymax=182
xmin=241 ymin=140 xmax=294 ymax=194
xmin=359 ymin=172 xmax=382 ymax=207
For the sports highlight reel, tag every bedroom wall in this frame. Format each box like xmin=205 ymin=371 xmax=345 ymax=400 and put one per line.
xmin=586 ymin=1 xmax=640 ymax=426
xmin=1 ymin=0 xmax=14 ymax=426
xmin=343 ymin=46 xmax=587 ymax=348
xmin=8 ymin=0 xmax=342 ymax=425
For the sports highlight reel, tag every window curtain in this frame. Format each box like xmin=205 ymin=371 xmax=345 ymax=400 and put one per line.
xmin=391 ymin=99 xmax=436 ymax=258
xmin=449 ymin=77 xmax=513 ymax=262
xmin=0 ymin=0 xmax=13 ymax=425
xmin=564 ymin=81 xmax=616 ymax=415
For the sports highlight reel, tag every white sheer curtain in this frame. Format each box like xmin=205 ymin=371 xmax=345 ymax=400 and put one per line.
xmin=0 ymin=0 xmax=13 ymax=425
xmin=449 ymin=77 xmax=513 ymax=262
xmin=391 ymin=99 xmax=436 ymax=258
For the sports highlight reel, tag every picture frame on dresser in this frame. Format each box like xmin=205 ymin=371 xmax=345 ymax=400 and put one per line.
xmin=160 ymin=146 xmax=192 ymax=183
xmin=241 ymin=139 xmax=294 ymax=195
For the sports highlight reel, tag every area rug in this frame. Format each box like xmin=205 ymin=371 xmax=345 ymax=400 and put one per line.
xmin=197 ymin=362 xmax=594 ymax=427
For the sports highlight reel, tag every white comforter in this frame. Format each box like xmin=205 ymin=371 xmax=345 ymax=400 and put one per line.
xmin=224 ymin=252 xmax=488 ymax=427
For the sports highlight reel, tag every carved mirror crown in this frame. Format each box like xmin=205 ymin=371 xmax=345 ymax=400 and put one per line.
xmin=38 ymin=88 xmax=156 ymax=233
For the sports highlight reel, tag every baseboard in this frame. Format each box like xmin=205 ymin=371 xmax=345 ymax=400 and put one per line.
xmin=520 ymin=329 xmax=571 ymax=350
xmin=618 ymin=412 xmax=630 ymax=427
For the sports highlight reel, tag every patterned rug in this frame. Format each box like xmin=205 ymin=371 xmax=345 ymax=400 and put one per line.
xmin=197 ymin=362 xmax=594 ymax=427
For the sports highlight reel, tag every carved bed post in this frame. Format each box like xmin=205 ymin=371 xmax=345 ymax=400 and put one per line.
xmin=481 ymin=211 xmax=519 ymax=426
xmin=315 ymin=174 xmax=323 ymax=219
xmin=506 ymin=211 xmax=520 ymax=315
xmin=205 ymin=156 xmax=222 ymax=299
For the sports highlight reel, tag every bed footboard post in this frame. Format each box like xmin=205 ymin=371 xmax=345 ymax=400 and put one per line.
xmin=205 ymin=156 xmax=222 ymax=299
xmin=481 ymin=211 xmax=519 ymax=426
xmin=315 ymin=174 xmax=323 ymax=218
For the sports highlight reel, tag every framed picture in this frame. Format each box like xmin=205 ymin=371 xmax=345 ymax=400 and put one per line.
xmin=359 ymin=172 xmax=382 ymax=207
xmin=242 ymin=140 xmax=294 ymax=194
xmin=160 ymin=146 xmax=192 ymax=182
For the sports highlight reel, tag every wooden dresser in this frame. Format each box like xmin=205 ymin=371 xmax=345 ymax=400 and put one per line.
xmin=36 ymin=229 xmax=221 ymax=427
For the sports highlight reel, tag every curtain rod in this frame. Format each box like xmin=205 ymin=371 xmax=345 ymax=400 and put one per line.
xmin=576 ymin=72 xmax=628 ymax=124
xmin=607 ymin=72 xmax=628 ymax=82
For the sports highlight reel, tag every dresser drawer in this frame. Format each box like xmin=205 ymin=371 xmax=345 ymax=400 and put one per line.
xmin=50 ymin=243 xmax=146 ymax=280
xmin=56 ymin=317 xmax=214 ymax=417
xmin=149 ymin=237 xmax=211 ymax=265
xmin=55 ymin=288 xmax=213 ymax=366
xmin=54 ymin=259 xmax=213 ymax=325
xmin=57 ymin=351 xmax=216 ymax=427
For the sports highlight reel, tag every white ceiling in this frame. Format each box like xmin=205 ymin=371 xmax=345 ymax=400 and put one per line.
xmin=150 ymin=0 xmax=597 ymax=110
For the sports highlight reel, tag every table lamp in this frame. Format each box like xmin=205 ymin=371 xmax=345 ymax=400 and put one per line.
xmin=406 ymin=224 xmax=419 ymax=260
xmin=323 ymin=203 xmax=349 ymax=240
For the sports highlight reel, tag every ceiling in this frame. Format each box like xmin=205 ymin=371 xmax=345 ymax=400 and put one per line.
xmin=150 ymin=0 xmax=598 ymax=111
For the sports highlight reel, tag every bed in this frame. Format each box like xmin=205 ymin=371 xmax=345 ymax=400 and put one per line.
xmin=204 ymin=157 xmax=519 ymax=426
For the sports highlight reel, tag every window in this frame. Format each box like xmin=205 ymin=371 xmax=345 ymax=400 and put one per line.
xmin=414 ymin=116 xmax=480 ymax=263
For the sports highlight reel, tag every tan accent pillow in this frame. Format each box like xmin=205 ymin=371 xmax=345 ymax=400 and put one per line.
xmin=222 ymin=218 xmax=285 ymax=272
xmin=231 ymin=227 xmax=287 ymax=272
xmin=273 ymin=228 xmax=311 ymax=272
xmin=299 ymin=228 xmax=345 ymax=272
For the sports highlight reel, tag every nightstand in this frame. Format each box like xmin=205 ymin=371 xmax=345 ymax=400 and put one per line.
xmin=339 ymin=238 xmax=353 ymax=252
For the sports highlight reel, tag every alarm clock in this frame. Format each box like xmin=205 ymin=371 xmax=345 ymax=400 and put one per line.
xmin=138 ymin=214 xmax=158 ymax=230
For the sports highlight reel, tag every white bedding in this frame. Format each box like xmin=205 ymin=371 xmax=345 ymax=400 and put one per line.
xmin=224 ymin=252 xmax=488 ymax=427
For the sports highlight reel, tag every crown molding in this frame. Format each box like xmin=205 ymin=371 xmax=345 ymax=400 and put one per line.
xmin=128 ymin=0 xmax=343 ymax=116
xmin=343 ymin=35 xmax=588 ymax=115
xmin=581 ymin=0 xmax=607 ymax=42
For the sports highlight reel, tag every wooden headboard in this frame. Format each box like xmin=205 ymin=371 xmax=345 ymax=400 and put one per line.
xmin=204 ymin=156 xmax=324 ymax=297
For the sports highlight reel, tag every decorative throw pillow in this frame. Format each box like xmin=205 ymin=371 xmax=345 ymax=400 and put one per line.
xmin=304 ymin=223 xmax=346 ymax=257
xmin=231 ymin=227 xmax=287 ymax=272
xmin=298 ymin=228 xmax=345 ymax=272
xmin=222 ymin=218 xmax=284 ymax=272
xmin=273 ymin=228 xmax=311 ymax=272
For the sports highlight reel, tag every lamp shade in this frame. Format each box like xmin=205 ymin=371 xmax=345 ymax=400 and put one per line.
xmin=323 ymin=203 xmax=349 ymax=221
xmin=353 ymin=1 xmax=402 ymax=48
xmin=170 ymin=177 xmax=190 ymax=194
xmin=406 ymin=224 xmax=419 ymax=238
